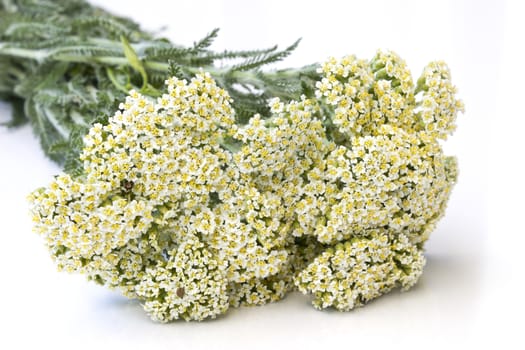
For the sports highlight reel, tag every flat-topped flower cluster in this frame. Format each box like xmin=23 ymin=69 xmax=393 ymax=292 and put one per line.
xmin=29 ymin=50 xmax=462 ymax=322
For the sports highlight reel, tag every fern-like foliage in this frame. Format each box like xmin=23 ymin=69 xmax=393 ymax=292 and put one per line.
xmin=193 ymin=28 xmax=220 ymax=51
xmin=230 ymin=39 xmax=301 ymax=71
xmin=0 ymin=0 xmax=320 ymax=175
xmin=71 ymin=15 xmax=144 ymax=41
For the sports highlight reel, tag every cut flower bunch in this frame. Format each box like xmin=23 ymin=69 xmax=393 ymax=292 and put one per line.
xmin=1 ymin=0 xmax=463 ymax=322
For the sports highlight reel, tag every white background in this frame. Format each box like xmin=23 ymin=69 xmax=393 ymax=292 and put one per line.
xmin=0 ymin=0 xmax=523 ymax=348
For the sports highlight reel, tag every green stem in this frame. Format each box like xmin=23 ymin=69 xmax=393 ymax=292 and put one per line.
xmin=0 ymin=42 xmax=314 ymax=87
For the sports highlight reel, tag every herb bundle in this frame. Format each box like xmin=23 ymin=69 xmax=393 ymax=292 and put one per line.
xmin=1 ymin=0 xmax=463 ymax=322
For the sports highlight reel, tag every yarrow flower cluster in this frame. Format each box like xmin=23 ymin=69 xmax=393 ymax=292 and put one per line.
xmin=295 ymin=232 xmax=425 ymax=311
xmin=29 ymin=50 xmax=463 ymax=322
